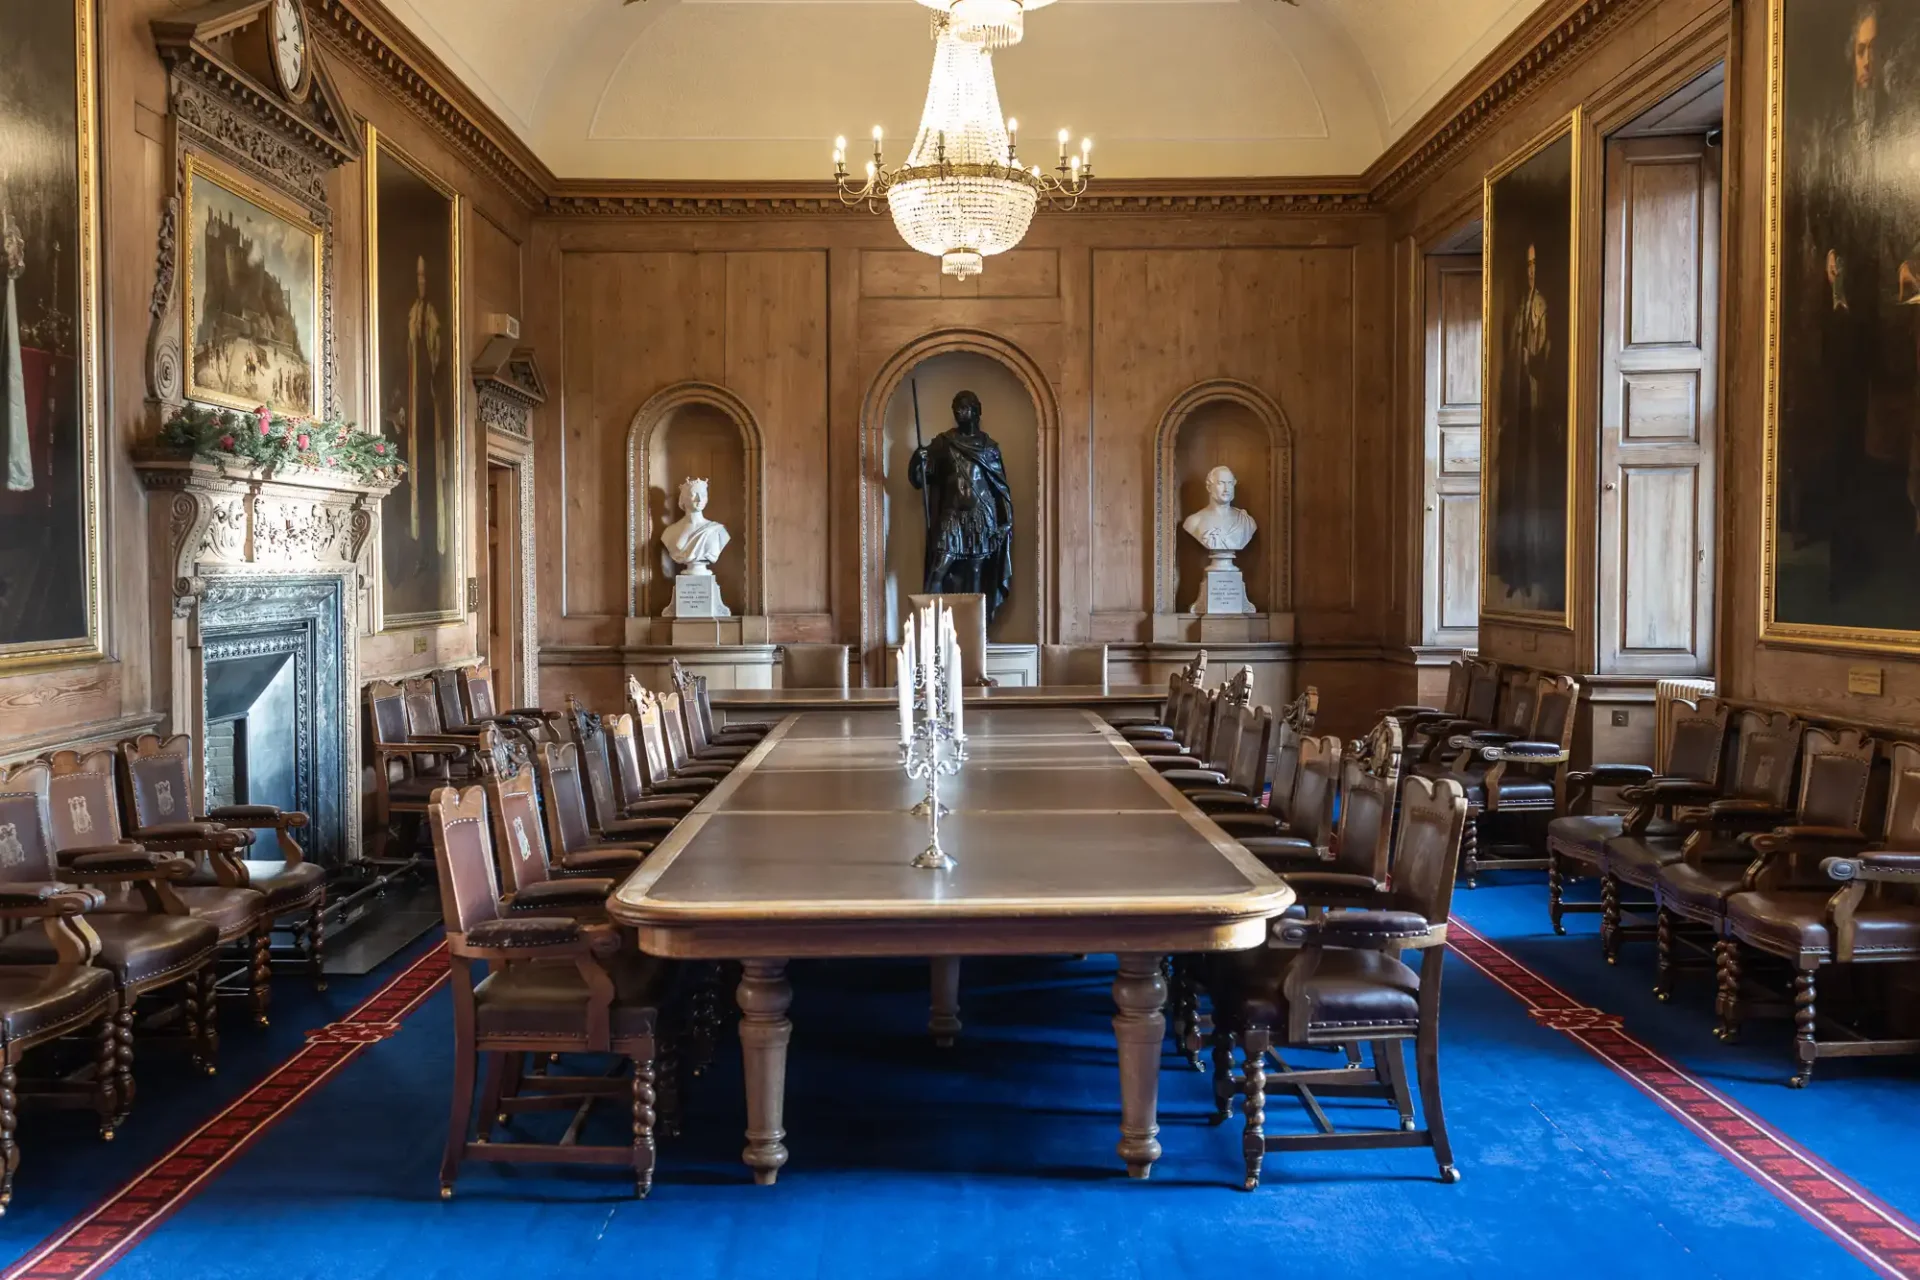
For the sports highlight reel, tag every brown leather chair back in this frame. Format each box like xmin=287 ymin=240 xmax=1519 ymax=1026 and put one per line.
xmin=1494 ymin=671 xmax=1540 ymax=739
xmin=660 ymin=693 xmax=698 ymax=772
xmin=687 ymin=676 xmax=720 ymax=754
xmin=403 ymin=678 xmax=447 ymax=736
xmin=474 ymin=728 xmax=553 ymax=901
xmin=119 ymin=734 xmax=199 ymax=831
xmin=1795 ymin=727 xmax=1877 ymax=831
xmin=367 ymin=680 xmax=411 ymax=749
xmin=1724 ymin=709 xmax=1802 ymax=806
xmin=1269 ymin=689 xmax=1318 ymax=816
xmin=908 ymin=592 xmax=988 ymax=686
xmin=1390 ymin=774 xmax=1470 ymax=926
xmin=535 ymin=742 xmax=598 ymax=857
xmin=1201 ymin=669 xmax=1253 ymax=768
xmin=46 ymin=750 xmax=125 ymax=850
xmin=1224 ymin=705 xmax=1274 ymax=798
xmin=1440 ymin=660 xmax=1473 ymax=717
xmin=434 ymin=669 xmax=473 ymax=731
xmin=1326 ymin=757 xmax=1395 ymax=885
xmin=1288 ymin=735 xmax=1343 ymax=846
xmin=780 ymin=644 xmax=850 ymax=692
xmin=628 ymin=686 xmax=675 ymax=788
xmin=1880 ymin=743 xmax=1920 ymax=844
xmin=565 ymin=696 xmax=621 ymax=830
xmin=427 ymin=785 xmax=503 ymax=937
xmin=1040 ymin=644 xmax=1108 ymax=689
xmin=1532 ymin=675 xmax=1578 ymax=749
xmin=1356 ymin=716 xmax=1405 ymax=783
xmin=1461 ymin=659 xmax=1502 ymax=726
xmin=1664 ymin=696 xmax=1732 ymax=783
xmin=0 ymin=761 xmax=58 ymax=882
xmin=462 ymin=665 xmax=500 ymax=721
xmin=606 ymin=713 xmax=650 ymax=811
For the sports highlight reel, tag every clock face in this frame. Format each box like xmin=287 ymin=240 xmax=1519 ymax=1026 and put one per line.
xmin=272 ymin=0 xmax=307 ymax=96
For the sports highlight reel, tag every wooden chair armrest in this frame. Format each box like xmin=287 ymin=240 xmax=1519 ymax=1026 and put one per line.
xmin=1825 ymin=851 xmax=1920 ymax=883
xmin=0 ymin=882 xmax=104 ymax=915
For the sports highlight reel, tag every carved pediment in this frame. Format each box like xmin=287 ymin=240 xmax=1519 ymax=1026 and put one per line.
xmin=153 ymin=0 xmax=361 ymax=171
xmin=473 ymin=338 xmax=545 ymax=442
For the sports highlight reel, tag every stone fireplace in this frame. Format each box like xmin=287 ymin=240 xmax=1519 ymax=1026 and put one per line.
xmin=138 ymin=455 xmax=393 ymax=868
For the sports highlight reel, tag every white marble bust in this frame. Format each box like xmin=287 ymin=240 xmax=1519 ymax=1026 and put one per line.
xmin=662 ymin=477 xmax=730 ymax=573
xmin=1181 ymin=466 xmax=1257 ymax=552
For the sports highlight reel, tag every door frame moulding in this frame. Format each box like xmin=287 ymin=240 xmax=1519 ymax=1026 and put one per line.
xmin=624 ymin=380 xmax=769 ymax=621
xmin=858 ymin=328 xmax=1060 ymax=685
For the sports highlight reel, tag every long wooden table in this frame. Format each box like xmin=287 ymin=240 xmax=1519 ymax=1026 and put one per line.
xmin=608 ymin=707 xmax=1294 ymax=1182
xmin=708 ymin=684 xmax=1166 ymax=726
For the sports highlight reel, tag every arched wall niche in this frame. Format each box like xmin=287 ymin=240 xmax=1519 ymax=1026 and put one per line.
xmin=625 ymin=381 xmax=767 ymax=619
xmin=861 ymin=329 xmax=1059 ymax=681
xmin=1153 ymin=379 xmax=1293 ymax=617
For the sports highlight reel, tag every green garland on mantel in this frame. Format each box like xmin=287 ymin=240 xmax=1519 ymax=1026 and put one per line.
xmin=159 ymin=404 xmax=406 ymax=483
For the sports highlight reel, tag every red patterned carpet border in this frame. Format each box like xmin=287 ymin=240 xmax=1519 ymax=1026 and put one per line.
xmin=2 ymin=942 xmax=451 ymax=1280
xmin=1446 ymin=919 xmax=1920 ymax=1280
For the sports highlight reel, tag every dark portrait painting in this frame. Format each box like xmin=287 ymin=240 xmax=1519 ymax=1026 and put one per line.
xmin=369 ymin=129 xmax=461 ymax=626
xmin=1770 ymin=0 xmax=1920 ymax=647
xmin=1483 ymin=124 xmax=1576 ymax=621
xmin=0 ymin=0 xmax=100 ymax=665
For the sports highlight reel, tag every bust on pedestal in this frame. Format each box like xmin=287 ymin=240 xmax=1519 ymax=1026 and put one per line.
xmin=1181 ymin=466 xmax=1257 ymax=616
xmin=662 ymin=477 xmax=732 ymax=618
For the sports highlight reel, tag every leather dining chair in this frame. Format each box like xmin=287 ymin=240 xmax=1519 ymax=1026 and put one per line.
xmin=534 ymin=742 xmax=672 ymax=874
xmin=626 ymin=683 xmax=722 ymax=799
xmin=605 ymin=713 xmax=699 ymax=819
xmin=670 ymin=663 xmax=766 ymax=745
xmin=1114 ymin=652 xmax=1207 ymax=738
xmin=1209 ymin=772 xmax=1470 ymax=1190
xmin=472 ymin=727 xmax=623 ymax=917
xmin=427 ymin=784 xmax=667 ymax=1200
xmin=1040 ymin=644 xmax=1108 ymax=689
xmin=907 ymin=592 xmax=991 ymax=686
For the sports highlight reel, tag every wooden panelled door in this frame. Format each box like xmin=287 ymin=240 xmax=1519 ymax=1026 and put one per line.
xmin=1422 ymin=253 xmax=1484 ymax=650
xmin=1597 ymin=135 xmax=1719 ymax=676
xmin=486 ymin=462 xmax=518 ymax=700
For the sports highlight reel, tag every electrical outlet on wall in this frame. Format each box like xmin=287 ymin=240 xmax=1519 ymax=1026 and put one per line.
xmin=1611 ymin=709 xmax=1629 ymax=728
xmin=412 ymin=634 xmax=428 ymax=655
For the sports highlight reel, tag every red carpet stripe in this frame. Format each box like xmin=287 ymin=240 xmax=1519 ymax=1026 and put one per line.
xmin=1446 ymin=918 xmax=1920 ymax=1280
xmin=1 ymin=942 xmax=450 ymax=1280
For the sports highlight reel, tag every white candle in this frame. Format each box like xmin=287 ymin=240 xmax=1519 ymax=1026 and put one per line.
xmin=897 ymin=644 xmax=912 ymax=744
xmin=950 ymin=633 xmax=964 ymax=739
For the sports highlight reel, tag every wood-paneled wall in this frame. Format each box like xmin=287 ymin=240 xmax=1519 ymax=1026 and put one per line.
xmin=528 ymin=212 xmax=1399 ymax=731
xmin=0 ymin=0 xmax=530 ymax=758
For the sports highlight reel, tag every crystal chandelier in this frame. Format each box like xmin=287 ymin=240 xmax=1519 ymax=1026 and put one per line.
xmin=833 ymin=6 xmax=1091 ymax=281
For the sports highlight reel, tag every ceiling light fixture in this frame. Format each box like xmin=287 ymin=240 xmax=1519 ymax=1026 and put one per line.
xmin=833 ymin=11 xmax=1091 ymax=282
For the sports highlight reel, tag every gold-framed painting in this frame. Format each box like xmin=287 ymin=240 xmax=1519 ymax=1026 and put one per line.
xmin=0 ymin=0 xmax=105 ymax=672
xmin=366 ymin=125 xmax=464 ymax=629
xmin=1481 ymin=110 xmax=1581 ymax=627
xmin=182 ymin=153 xmax=322 ymax=420
xmin=1762 ymin=0 xmax=1920 ymax=653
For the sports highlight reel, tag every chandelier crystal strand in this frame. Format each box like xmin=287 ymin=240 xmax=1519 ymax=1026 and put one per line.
xmin=833 ymin=9 xmax=1090 ymax=281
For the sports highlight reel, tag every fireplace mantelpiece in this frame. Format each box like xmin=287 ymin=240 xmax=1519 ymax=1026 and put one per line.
xmin=137 ymin=454 xmax=396 ymax=863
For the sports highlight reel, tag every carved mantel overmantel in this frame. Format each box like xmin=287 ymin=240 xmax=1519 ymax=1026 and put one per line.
xmin=135 ymin=454 xmax=397 ymax=622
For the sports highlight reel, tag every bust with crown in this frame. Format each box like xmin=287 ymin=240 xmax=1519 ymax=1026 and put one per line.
xmin=662 ymin=477 xmax=732 ymax=619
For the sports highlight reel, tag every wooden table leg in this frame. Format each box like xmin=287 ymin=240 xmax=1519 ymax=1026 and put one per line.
xmin=929 ymin=957 xmax=962 ymax=1047
xmin=737 ymin=958 xmax=792 ymax=1185
xmin=1112 ymin=952 xmax=1167 ymax=1179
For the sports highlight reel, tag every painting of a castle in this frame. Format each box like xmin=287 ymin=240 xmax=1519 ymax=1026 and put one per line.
xmin=185 ymin=162 xmax=318 ymax=417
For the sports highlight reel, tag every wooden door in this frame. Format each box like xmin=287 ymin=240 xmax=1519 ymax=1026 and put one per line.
xmin=1597 ymin=135 xmax=1719 ymax=676
xmin=1423 ymin=253 xmax=1483 ymax=649
xmin=486 ymin=462 xmax=517 ymax=700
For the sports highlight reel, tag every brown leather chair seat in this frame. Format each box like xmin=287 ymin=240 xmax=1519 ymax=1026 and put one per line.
xmin=1217 ymin=947 xmax=1422 ymax=1033
xmin=206 ymin=804 xmax=287 ymax=822
xmin=1450 ymin=774 xmax=1556 ymax=807
xmin=0 ymin=914 xmax=218 ymax=989
xmin=1605 ymin=834 xmax=1687 ymax=886
xmin=474 ymin=951 xmax=671 ymax=1041
xmin=1548 ymin=814 xmax=1621 ymax=864
xmin=1654 ymin=859 xmax=1747 ymax=921
xmin=1726 ymin=891 xmax=1920 ymax=961
xmin=239 ymin=859 xmax=326 ymax=912
xmin=554 ymin=848 xmax=647 ymax=875
xmin=172 ymin=885 xmax=267 ymax=938
xmin=0 ymin=965 xmax=116 ymax=1046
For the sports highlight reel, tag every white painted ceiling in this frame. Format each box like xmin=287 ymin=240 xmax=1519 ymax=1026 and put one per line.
xmin=381 ymin=0 xmax=1542 ymax=179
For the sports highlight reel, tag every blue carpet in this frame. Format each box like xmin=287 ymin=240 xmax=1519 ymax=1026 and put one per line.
xmin=6 ymin=887 xmax=1915 ymax=1279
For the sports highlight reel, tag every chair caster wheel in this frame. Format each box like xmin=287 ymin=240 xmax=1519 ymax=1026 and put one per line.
xmin=496 ymin=1113 xmax=508 ymax=1124
xmin=1605 ymin=955 xmax=1618 ymax=966
xmin=1654 ymin=990 xmax=1671 ymax=1003
xmin=1789 ymin=1074 xmax=1809 ymax=1089
xmin=254 ymin=1016 xmax=270 ymax=1029
xmin=1552 ymin=924 xmax=1566 ymax=937
xmin=439 ymin=1184 xmax=454 ymax=1200
xmin=204 ymin=1064 xmax=218 ymax=1077
xmin=1242 ymin=1176 xmax=1260 ymax=1192
xmin=635 ymin=1180 xmax=653 ymax=1200
xmin=99 ymin=1127 xmax=115 ymax=1142
xmin=1402 ymin=1118 xmax=1417 ymax=1132
xmin=315 ymin=981 xmax=329 ymax=993
xmin=1439 ymin=1165 xmax=1461 ymax=1184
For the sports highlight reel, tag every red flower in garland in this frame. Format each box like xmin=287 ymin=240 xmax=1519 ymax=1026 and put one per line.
xmin=295 ymin=433 xmax=310 ymax=450
xmin=373 ymin=443 xmax=387 ymax=456
xmin=254 ymin=406 xmax=272 ymax=437
xmin=218 ymin=434 xmax=236 ymax=451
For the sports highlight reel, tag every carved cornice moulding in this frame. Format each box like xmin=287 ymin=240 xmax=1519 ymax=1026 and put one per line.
xmin=308 ymin=0 xmax=553 ymax=209
xmin=308 ymin=0 xmax=1661 ymax=220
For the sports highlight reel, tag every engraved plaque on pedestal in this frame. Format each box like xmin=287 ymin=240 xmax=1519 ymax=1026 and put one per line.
xmin=671 ymin=573 xmax=722 ymax=618
xmin=1196 ymin=568 xmax=1253 ymax=617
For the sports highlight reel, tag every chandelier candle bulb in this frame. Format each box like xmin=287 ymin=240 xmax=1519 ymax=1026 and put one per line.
xmin=897 ymin=644 xmax=913 ymax=745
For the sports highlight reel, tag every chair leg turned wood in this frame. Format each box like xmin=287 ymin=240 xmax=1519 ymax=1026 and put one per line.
xmin=1600 ymin=875 xmax=1622 ymax=965
xmin=93 ymin=1013 xmax=119 ymax=1141
xmin=1548 ymin=852 xmax=1566 ymax=934
xmin=113 ymin=1003 xmax=135 ymax=1122
xmin=1654 ymin=908 xmax=1675 ymax=1002
xmin=1416 ymin=1018 xmax=1457 ymax=1183
xmin=1240 ymin=1026 xmax=1269 ymax=1191
xmin=1210 ymin=1019 xmax=1236 ymax=1125
xmin=1791 ymin=968 xmax=1817 ymax=1089
xmin=0 ymin=1060 xmax=17 ymax=1214
xmin=250 ymin=927 xmax=273 ymax=1027
xmin=632 ymin=1049 xmax=657 ymax=1199
xmin=196 ymin=968 xmax=220 ymax=1075
xmin=1714 ymin=939 xmax=1742 ymax=1043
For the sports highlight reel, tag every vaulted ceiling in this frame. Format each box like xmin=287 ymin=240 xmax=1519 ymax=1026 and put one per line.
xmin=382 ymin=0 xmax=1541 ymax=180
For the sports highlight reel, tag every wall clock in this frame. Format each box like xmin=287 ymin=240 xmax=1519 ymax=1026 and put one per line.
xmin=269 ymin=0 xmax=311 ymax=102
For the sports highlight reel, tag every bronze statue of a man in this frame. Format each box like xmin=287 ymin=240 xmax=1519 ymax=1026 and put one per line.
xmin=909 ymin=389 xmax=1014 ymax=623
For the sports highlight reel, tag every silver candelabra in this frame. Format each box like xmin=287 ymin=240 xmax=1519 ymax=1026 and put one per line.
xmin=901 ymin=646 xmax=967 ymax=871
